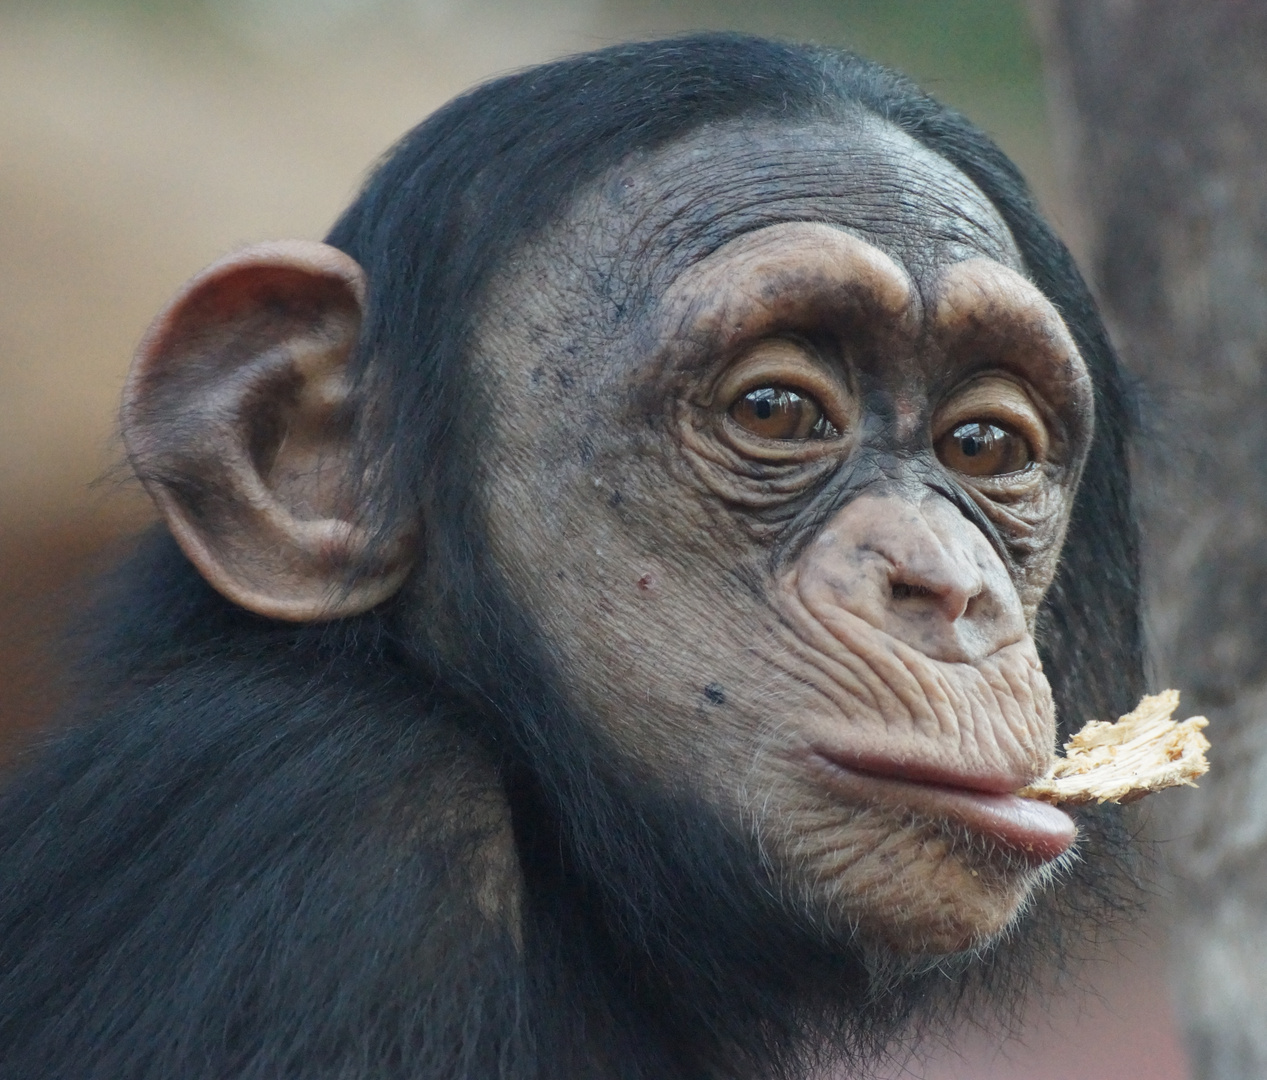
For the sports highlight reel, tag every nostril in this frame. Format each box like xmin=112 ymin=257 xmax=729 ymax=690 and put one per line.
xmin=891 ymin=582 xmax=936 ymax=602
xmin=889 ymin=571 xmax=979 ymax=622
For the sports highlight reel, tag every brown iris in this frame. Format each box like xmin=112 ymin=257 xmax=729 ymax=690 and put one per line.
xmin=936 ymin=421 xmax=1032 ymax=477
xmin=730 ymin=387 xmax=837 ymax=441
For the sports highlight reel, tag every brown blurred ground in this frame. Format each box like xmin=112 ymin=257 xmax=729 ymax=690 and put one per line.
xmin=0 ymin=5 xmax=1186 ymax=1077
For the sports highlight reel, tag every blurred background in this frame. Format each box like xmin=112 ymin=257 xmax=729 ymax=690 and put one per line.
xmin=3 ymin=0 xmax=1257 ymax=1077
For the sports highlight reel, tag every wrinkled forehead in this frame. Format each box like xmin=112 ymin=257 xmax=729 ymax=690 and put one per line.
xmin=562 ymin=112 xmax=1023 ymax=295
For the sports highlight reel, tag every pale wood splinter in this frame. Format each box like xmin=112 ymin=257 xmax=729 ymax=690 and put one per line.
xmin=1017 ymin=690 xmax=1211 ymax=806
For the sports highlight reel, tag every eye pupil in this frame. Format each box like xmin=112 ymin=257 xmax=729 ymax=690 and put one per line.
xmin=961 ymin=435 xmax=983 ymax=457
xmin=755 ymin=398 xmax=773 ymax=420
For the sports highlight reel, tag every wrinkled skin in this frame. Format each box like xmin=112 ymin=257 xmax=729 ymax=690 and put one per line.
xmin=475 ymin=115 xmax=1094 ymax=954
xmin=123 ymin=111 xmax=1097 ymax=961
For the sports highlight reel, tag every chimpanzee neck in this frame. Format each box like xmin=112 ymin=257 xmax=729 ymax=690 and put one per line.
xmin=499 ymin=749 xmax=945 ymax=1080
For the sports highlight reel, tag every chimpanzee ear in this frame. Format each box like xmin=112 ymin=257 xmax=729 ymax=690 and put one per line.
xmin=122 ymin=240 xmax=413 ymax=622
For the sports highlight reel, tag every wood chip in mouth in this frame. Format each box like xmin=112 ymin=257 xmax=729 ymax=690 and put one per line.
xmin=1016 ymin=690 xmax=1210 ymax=806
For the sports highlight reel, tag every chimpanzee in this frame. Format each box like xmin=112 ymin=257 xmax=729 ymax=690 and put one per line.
xmin=0 ymin=33 xmax=1142 ymax=1080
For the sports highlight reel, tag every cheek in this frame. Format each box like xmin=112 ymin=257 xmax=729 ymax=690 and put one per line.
xmin=490 ymin=529 xmax=799 ymax=787
xmin=479 ymin=397 xmax=790 ymax=788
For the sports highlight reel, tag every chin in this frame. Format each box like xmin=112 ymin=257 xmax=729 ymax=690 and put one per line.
xmin=779 ymin=806 xmax=1077 ymax=958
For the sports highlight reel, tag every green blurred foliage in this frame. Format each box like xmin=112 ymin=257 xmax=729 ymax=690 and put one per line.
xmin=623 ymin=0 xmax=1042 ymax=88
xmin=0 ymin=0 xmax=1042 ymax=90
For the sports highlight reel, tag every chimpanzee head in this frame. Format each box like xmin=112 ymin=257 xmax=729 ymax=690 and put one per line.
xmin=120 ymin=33 xmax=1142 ymax=1067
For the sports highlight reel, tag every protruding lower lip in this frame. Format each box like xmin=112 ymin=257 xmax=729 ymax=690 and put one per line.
xmin=811 ymin=751 xmax=1076 ymax=865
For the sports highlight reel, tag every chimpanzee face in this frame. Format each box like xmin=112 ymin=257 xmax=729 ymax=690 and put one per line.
xmin=120 ymin=108 xmax=1095 ymax=961
xmin=474 ymin=115 xmax=1093 ymax=954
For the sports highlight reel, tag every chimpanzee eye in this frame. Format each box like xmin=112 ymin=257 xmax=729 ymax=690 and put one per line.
xmin=936 ymin=421 xmax=1032 ymax=477
xmin=730 ymin=387 xmax=838 ymax=441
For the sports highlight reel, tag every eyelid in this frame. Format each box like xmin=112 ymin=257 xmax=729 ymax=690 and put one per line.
xmin=934 ymin=376 xmax=1051 ymax=461
xmin=714 ymin=338 xmax=852 ymax=425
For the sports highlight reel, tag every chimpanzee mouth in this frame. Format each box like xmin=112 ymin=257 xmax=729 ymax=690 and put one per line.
xmin=809 ymin=750 xmax=1076 ymax=865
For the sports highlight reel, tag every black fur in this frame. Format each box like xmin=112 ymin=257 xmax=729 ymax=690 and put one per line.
xmin=0 ymin=35 xmax=1144 ymax=1079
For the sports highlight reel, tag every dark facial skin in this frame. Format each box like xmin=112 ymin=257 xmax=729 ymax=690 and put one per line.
xmin=475 ymin=115 xmax=1095 ymax=954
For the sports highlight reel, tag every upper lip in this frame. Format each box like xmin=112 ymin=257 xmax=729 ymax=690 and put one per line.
xmin=812 ymin=746 xmax=1041 ymax=795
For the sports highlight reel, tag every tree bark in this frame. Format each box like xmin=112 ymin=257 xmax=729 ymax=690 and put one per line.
xmin=1030 ymin=2 xmax=1267 ymax=1076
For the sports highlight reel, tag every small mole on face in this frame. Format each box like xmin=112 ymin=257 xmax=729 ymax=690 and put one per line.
xmin=704 ymin=683 xmax=726 ymax=706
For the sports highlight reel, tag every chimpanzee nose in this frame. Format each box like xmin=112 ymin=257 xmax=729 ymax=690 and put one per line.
xmin=794 ymin=491 xmax=1027 ymax=664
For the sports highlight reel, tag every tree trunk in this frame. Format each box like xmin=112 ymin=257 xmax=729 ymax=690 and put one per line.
xmin=1030 ymin=2 xmax=1267 ymax=1076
